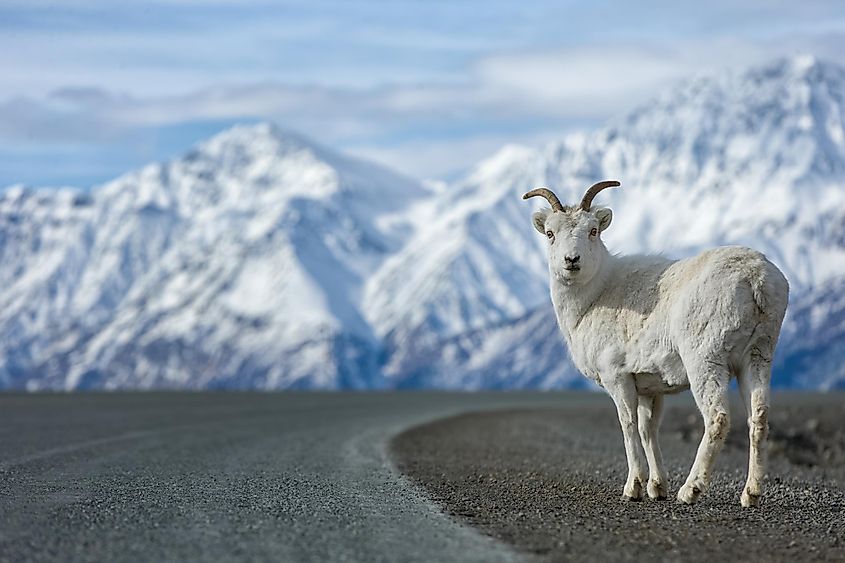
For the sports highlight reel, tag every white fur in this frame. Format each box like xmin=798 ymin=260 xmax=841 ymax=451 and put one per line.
xmin=533 ymin=204 xmax=789 ymax=506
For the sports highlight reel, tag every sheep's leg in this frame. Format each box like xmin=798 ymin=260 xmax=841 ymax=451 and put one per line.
xmin=678 ymin=365 xmax=731 ymax=505
xmin=602 ymin=375 xmax=649 ymax=501
xmin=737 ymin=356 xmax=771 ymax=508
xmin=638 ymin=394 xmax=668 ymax=499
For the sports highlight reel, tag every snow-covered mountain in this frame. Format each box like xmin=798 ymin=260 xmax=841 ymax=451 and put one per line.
xmin=369 ymin=54 xmax=845 ymax=390
xmin=0 ymin=124 xmax=427 ymax=389
xmin=2 ymin=55 xmax=845 ymax=390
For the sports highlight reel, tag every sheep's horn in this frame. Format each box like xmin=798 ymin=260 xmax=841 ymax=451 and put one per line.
xmin=579 ymin=180 xmax=620 ymax=211
xmin=522 ymin=187 xmax=564 ymax=212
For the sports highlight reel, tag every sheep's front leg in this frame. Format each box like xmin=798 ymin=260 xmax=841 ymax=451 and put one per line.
xmin=602 ymin=375 xmax=649 ymax=501
xmin=638 ymin=394 xmax=668 ymax=499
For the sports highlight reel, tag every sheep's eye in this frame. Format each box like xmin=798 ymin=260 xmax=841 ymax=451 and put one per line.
xmin=590 ymin=228 xmax=598 ymax=237
xmin=546 ymin=230 xmax=554 ymax=240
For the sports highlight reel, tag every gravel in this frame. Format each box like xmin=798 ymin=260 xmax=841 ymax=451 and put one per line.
xmin=391 ymin=392 xmax=845 ymax=562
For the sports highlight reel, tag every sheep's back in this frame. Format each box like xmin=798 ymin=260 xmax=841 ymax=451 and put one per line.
xmin=662 ymin=246 xmax=789 ymax=365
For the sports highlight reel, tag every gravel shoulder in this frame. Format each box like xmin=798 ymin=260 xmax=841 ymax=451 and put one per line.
xmin=391 ymin=392 xmax=845 ymax=562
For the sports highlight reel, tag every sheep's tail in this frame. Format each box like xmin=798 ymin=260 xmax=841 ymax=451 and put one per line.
xmin=749 ymin=258 xmax=789 ymax=319
xmin=749 ymin=275 xmax=768 ymax=314
xmin=740 ymin=258 xmax=788 ymax=366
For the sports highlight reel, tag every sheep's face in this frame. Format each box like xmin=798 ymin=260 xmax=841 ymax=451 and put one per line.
xmin=532 ymin=206 xmax=613 ymax=286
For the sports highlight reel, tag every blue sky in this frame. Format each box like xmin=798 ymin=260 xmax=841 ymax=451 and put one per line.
xmin=2 ymin=0 xmax=845 ymax=186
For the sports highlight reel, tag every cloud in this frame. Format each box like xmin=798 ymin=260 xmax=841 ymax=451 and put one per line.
xmin=2 ymin=18 xmax=845 ymax=184
xmin=471 ymin=38 xmax=785 ymax=116
xmin=347 ymin=133 xmax=560 ymax=181
xmin=3 ymin=32 xmax=838 ymax=136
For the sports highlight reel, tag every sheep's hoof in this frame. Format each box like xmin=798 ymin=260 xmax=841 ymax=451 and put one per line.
xmin=676 ymin=483 xmax=701 ymax=505
xmin=741 ymin=488 xmax=761 ymax=508
xmin=647 ymin=479 xmax=668 ymax=500
xmin=622 ymin=479 xmax=643 ymax=501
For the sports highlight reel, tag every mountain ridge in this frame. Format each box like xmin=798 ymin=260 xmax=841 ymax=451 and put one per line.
xmin=2 ymin=55 xmax=845 ymax=390
xmin=0 ymin=124 xmax=427 ymax=389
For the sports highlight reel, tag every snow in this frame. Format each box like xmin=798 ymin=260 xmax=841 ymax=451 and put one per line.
xmin=0 ymin=123 xmax=425 ymax=390
xmin=1 ymin=55 xmax=844 ymax=390
xmin=368 ymin=55 xmax=845 ymax=389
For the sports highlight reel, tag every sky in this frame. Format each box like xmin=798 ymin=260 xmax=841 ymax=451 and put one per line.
xmin=2 ymin=0 xmax=845 ymax=187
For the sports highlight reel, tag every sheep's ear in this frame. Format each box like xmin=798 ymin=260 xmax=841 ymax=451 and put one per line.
xmin=595 ymin=207 xmax=613 ymax=232
xmin=532 ymin=209 xmax=550 ymax=234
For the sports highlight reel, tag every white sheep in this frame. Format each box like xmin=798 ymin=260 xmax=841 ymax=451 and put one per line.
xmin=524 ymin=181 xmax=789 ymax=507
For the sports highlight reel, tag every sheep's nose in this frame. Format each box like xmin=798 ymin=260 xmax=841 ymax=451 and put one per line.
xmin=564 ymin=255 xmax=580 ymax=264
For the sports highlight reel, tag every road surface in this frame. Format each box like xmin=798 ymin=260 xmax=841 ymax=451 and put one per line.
xmin=1 ymin=392 xmax=561 ymax=562
xmin=2 ymin=392 xmax=843 ymax=562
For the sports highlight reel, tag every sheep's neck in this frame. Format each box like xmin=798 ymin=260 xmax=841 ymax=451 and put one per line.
xmin=550 ymin=252 xmax=614 ymax=341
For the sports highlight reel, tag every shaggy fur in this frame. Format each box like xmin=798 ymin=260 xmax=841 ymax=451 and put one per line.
xmin=532 ymin=203 xmax=789 ymax=507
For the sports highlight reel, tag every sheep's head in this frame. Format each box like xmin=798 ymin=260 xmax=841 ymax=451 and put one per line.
xmin=523 ymin=181 xmax=619 ymax=286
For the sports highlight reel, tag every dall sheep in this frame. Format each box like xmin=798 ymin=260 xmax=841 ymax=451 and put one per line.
xmin=524 ymin=181 xmax=789 ymax=507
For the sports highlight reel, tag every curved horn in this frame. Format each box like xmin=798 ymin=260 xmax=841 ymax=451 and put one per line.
xmin=579 ymin=180 xmax=620 ymax=211
xmin=522 ymin=187 xmax=564 ymax=212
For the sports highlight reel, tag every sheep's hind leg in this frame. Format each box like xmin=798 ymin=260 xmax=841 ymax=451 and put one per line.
xmin=601 ymin=375 xmax=649 ymax=501
xmin=677 ymin=363 xmax=731 ymax=505
xmin=737 ymin=355 xmax=771 ymax=508
xmin=638 ymin=394 xmax=668 ymax=499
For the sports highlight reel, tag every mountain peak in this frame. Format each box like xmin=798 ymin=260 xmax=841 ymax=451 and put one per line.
xmin=2 ymin=56 xmax=844 ymax=391
xmin=788 ymin=53 xmax=820 ymax=73
xmin=744 ymin=54 xmax=844 ymax=86
xmin=195 ymin=121 xmax=319 ymax=161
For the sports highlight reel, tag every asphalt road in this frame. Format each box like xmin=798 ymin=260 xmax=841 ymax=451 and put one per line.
xmin=1 ymin=392 xmax=568 ymax=563
xmin=2 ymin=393 xmax=843 ymax=562
xmin=392 ymin=393 xmax=845 ymax=562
